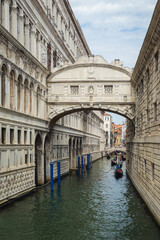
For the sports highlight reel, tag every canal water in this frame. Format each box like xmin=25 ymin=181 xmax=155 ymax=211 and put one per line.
xmin=0 ymin=157 xmax=160 ymax=240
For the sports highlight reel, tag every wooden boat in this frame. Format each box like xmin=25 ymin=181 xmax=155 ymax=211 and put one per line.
xmin=114 ymin=168 xmax=123 ymax=179
xmin=107 ymin=154 xmax=111 ymax=159
xmin=122 ymin=155 xmax=126 ymax=161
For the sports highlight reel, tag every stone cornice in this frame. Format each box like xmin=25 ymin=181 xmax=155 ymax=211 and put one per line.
xmin=48 ymin=62 xmax=132 ymax=80
xmin=131 ymin=1 xmax=160 ymax=85
xmin=0 ymin=25 xmax=49 ymax=75
xmin=0 ymin=106 xmax=49 ymax=128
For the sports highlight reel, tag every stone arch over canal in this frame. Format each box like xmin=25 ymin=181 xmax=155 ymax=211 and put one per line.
xmin=47 ymin=56 xmax=136 ymax=126
xmin=47 ymin=55 xmax=136 ymax=174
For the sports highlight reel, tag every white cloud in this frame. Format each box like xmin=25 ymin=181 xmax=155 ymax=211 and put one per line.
xmin=69 ymin=0 xmax=157 ymax=68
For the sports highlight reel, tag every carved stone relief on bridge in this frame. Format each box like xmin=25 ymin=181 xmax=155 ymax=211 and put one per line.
xmin=88 ymin=86 xmax=94 ymax=94
xmin=87 ymin=66 xmax=95 ymax=79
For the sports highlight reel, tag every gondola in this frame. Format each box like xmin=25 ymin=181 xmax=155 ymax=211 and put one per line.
xmin=107 ymin=154 xmax=111 ymax=159
xmin=114 ymin=168 xmax=123 ymax=179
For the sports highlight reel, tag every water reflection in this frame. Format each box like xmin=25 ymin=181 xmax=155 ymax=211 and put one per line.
xmin=0 ymin=157 xmax=160 ymax=240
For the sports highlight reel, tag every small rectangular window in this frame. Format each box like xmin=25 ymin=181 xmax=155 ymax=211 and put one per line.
xmin=30 ymin=154 xmax=32 ymax=163
xmin=30 ymin=132 xmax=32 ymax=144
xmin=24 ymin=131 xmax=27 ymax=144
xmin=2 ymin=128 xmax=6 ymax=144
xmin=146 ymin=68 xmax=150 ymax=84
xmin=144 ymin=160 xmax=146 ymax=174
xmin=146 ymin=109 xmax=149 ymax=124
xmin=70 ymin=86 xmax=79 ymax=95
xmin=151 ymin=163 xmax=154 ymax=181
xmin=155 ymin=51 xmax=158 ymax=72
xmin=18 ymin=130 xmax=21 ymax=144
xmin=141 ymin=79 xmax=143 ymax=93
xmin=154 ymin=102 xmax=157 ymax=121
xmin=10 ymin=129 xmax=14 ymax=144
xmin=25 ymin=154 xmax=28 ymax=164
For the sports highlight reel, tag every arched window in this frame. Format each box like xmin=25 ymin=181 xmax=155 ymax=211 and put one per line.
xmin=24 ymin=79 xmax=28 ymax=113
xmin=30 ymin=82 xmax=33 ymax=114
xmin=10 ymin=70 xmax=15 ymax=109
xmin=1 ymin=64 xmax=7 ymax=107
xmin=17 ymin=75 xmax=22 ymax=111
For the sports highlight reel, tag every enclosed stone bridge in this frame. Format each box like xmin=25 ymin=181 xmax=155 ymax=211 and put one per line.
xmin=47 ymin=56 xmax=136 ymax=126
xmin=106 ymin=147 xmax=126 ymax=155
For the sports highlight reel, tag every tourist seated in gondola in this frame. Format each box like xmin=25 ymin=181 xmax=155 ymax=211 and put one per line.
xmin=119 ymin=159 xmax=123 ymax=168
xmin=115 ymin=164 xmax=120 ymax=170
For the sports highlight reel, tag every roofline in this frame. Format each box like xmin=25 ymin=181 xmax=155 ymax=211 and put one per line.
xmin=63 ymin=0 xmax=91 ymax=56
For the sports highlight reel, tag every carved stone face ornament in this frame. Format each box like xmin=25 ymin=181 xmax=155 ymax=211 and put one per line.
xmin=88 ymin=86 xmax=94 ymax=94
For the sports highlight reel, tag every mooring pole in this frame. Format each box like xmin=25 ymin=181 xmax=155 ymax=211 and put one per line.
xmin=81 ymin=155 xmax=84 ymax=172
xmin=78 ymin=156 xmax=80 ymax=175
xmin=57 ymin=160 xmax=61 ymax=187
xmin=87 ymin=153 xmax=89 ymax=169
xmin=50 ymin=162 xmax=54 ymax=191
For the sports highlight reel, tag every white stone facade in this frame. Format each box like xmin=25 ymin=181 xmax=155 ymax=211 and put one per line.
xmin=127 ymin=1 xmax=160 ymax=225
xmin=0 ymin=0 xmax=104 ymax=203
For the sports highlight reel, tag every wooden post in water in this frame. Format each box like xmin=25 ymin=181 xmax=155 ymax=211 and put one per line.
xmin=50 ymin=162 xmax=54 ymax=191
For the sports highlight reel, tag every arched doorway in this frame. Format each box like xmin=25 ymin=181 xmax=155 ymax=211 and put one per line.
xmin=35 ymin=134 xmax=42 ymax=185
xmin=44 ymin=135 xmax=50 ymax=183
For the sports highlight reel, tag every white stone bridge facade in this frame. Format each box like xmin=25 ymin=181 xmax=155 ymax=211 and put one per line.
xmin=47 ymin=56 xmax=136 ymax=126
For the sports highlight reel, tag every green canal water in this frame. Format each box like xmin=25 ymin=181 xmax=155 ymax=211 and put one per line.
xmin=0 ymin=157 xmax=160 ymax=240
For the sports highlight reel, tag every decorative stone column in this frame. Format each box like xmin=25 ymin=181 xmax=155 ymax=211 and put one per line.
xmin=2 ymin=0 xmax=10 ymax=31
xmin=37 ymin=32 xmax=41 ymax=62
xmin=26 ymin=85 xmax=30 ymax=114
xmin=53 ymin=3 xmax=57 ymax=26
xmin=24 ymin=17 xmax=30 ymax=51
xmin=57 ymin=11 xmax=61 ymax=32
xmin=7 ymin=74 xmax=11 ymax=109
xmin=14 ymin=78 xmax=18 ymax=111
xmin=31 ymin=25 xmax=36 ymax=57
xmin=20 ymin=82 xmax=24 ymax=113
xmin=19 ymin=9 xmax=24 ymax=45
xmin=11 ymin=1 xmax=17 ymax=38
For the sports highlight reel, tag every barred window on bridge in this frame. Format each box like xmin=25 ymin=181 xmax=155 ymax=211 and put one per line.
xmin=70 ymin=86 xmax=79 ymax=95
xmin=104 ymin=85 xmax=113 ymax=94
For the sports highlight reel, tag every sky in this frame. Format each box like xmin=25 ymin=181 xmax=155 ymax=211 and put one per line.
xmin=69 ymin=0 xmax=157 ymax=69
xmin=69 ymin=0 xmax=157 ymax=124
